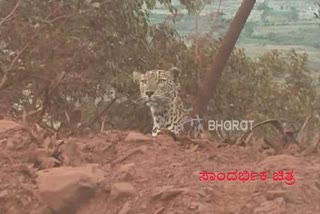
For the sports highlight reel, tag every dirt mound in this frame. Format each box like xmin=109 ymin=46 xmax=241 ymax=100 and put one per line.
xmin=0 ymin=119 xmax=319 ymax=214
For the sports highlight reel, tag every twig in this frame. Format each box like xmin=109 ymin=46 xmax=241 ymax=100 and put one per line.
xmin=0 ymin=64 xmax=8 ymax=89
xmin=21 ymin=108 xmax=44 ymax=145
xmin=302 ymin=134 xmax=320 ymax=156
xmin=0 ymin=29 xmax=40 ymax=90
xmin=0 ymin=0 xmax=21 ymax=27
xmin=39 ymin=13 xmax=78 ymax=26
xmin=38 ymin=86 xmax=49 ymax=122
xmin=0 ymin=3 xmax=78 ymax=90
xmin=79 ymin=97 xmax=117 ymax=129
xmin=235 ymin=119 xmax=285 ymax=145
xmin=16 ymin=107 xmax=43 ymax=120
xmin=216 ymin=0 xmax=223 ymax=18
xmin=0 ymin=150 xmax=15 ymax=165
xmin=296 ymin=114 xmax=311 ymax=144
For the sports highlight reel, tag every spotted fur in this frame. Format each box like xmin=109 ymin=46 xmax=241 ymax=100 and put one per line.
xmin=133 ymin=67 xmax=203 ymax=137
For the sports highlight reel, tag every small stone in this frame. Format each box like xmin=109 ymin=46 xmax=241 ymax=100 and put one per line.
xmin=6 ymin=138 xmax=15 ymax=150
xmin=0 ymin=190 xmax=9 ymax=199
xmin=152 ymin=186 xmax=188 ymax=202
xmin=266 ymin=190 xmax=288 ymax=200
xmin=36 ymin=164 xmax=105 ymax=214
xmin=124 ymin=131 xmax=151 ymax=143
xmin=154 ymin=207 xmax=165 ymax=214
xmin=117 ymin=163 xmax=136 ymax=181
xmin=189 ymin=202 xmax=199 ymax=210
xmin=110 ymin=182 xmax=137 ymax=201
xmin=315 ymin=182 xmax=320 ymax=191
xmin=141 ymin=203 xmax=147 ymax=209
xmin=254 ymin=197 xmax=286 ymax=214
xmin=118 ymin=202 xmax=131 ymax=214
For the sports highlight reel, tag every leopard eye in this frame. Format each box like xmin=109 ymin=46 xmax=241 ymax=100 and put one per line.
xmin=141 ymin=79 xmax=147 ymax=84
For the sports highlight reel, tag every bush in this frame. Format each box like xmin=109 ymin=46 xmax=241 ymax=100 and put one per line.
xmin=1 ymin=0 xmax=318 ymax=138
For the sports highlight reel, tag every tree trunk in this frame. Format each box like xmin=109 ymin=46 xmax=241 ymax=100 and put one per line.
xmin=191 ymin=0 xmax=256 ymax=118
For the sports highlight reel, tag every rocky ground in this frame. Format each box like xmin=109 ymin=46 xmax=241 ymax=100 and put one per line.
xmin=0 ymin=118 xmax=319 ymax=214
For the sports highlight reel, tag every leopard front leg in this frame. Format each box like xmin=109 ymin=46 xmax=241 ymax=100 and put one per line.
xmin=151 ymin=114 xmax=163 ymax=137
xmin=152 ymin=123 xmax=161 ymax=137
xmin=150 ymin=106 xmax=167 ymax=137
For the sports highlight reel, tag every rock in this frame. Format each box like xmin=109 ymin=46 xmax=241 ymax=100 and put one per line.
xmin=153 ymin=207 xmax=165 ymax=214
xmin=266 ymin=189 xmax=303 ymax=204
xmin=15 ymin=164 xmax=36 ymax=178
xmin=117 ymin=163 xmax=136 ymax=181
xmin=118 ymin=202 xmax=131 ymax=214
xmin=61 ymin=141 xmax=82 ymax=166
xmin=0 ymin=190 xmax=9 ymax=199
xmin=124 ymin=131 xmax=151 ymax=143
xmin=110 ymin=182 xmax=137 ymax=201
xmin=6 ymin=138 xmax=15 ymax=150
xmin=0 ymin=120 xmax=20 ymax=133
xmin=315 ymin=182 xmax=320 ymax=191
xmin=141 ymin=203 xmax=147 ymax=210
xmin=29 ymin=207 xmax=53 ymax=214
xmin=189 ymin=202 xmax=211 ymax=212
xmin=255 ymin=155 xmax=300 ymax=172
xmin=111 ymin=146 xmax=147 ymax=166
xmin=266 ymin=190 xmax=288 ymax=200
xmin=152 ymin=186 xmax=188 ymax=202
xmin=197 ymin=203 xmax=212 ymax=212
xmin=254 ymin=197 xmax=286 ymax=214
xmin=189 ymin=202 xmax=199 ymax=211
xmin=36 ymin=164 xmax=104 ymax=214
xmin=0 ymin=139 xmax=6 ymax=149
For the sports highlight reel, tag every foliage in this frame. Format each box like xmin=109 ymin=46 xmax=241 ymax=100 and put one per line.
xmin=314 ymin=3 xmax=320 ymax=18
xmin=193 ymin=36 xmax=319 ymax=137
xmin=256 ymin=2 xmax=271 ymax=23
xmin=256 ymin=2 xmax=270 ymax=11
xmin=0 ymin=0 xmax=319 ymax=138
xmin=0 ymin=0 xmax=198 ymax=133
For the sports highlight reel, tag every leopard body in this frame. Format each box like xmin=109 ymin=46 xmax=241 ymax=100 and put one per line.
xmin=133 ymin=67 xmax=202 ymax=137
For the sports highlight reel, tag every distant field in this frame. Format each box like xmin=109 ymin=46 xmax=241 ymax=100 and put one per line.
xmin=237 ymin=43 xmax=320 ymax=93
xmin=149 ymin=9 xmax=320 ymax=74
xmin=254 ymin=24 xmax=319 ymax=32
xmin=237 ymin=44 xmax=320 ymax=72
xmin=238 ymin=22 xmax=320 ymax=72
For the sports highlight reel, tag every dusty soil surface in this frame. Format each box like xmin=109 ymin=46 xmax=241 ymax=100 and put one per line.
xmin=0 ymin=118 xmax=320 ymax=214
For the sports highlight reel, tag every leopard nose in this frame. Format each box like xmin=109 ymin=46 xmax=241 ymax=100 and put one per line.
xmin=145 ymin=91 xmax=154 ymax=97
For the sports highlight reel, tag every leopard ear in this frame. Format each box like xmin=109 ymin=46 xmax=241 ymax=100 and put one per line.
xmin=132 ymin=71 xmax=142 ymax=83
xmin=168 ymin=67 xmax=181 ymax=82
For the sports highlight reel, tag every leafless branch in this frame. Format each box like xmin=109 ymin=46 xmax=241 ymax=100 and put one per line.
xmin=17 ymin=107 xmax=43 ymax=120
xmin=235 ymin=119 xmax=286 ymax=145
xmin=0 ymin=0 xmax=21 ymax=27
xmin=79 ymin=97 xmax=117 ymax=130
xmin=0 ymin=2 xmax=79 ymax=90
xmin=0 ymin=63 xmax=8 ymax=89
xmin=0 ymin=29 xmax=40 ymax=90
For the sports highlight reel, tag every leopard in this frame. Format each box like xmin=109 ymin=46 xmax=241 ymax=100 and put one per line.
xmin=132 ymin=67 xmax=203 ymax=138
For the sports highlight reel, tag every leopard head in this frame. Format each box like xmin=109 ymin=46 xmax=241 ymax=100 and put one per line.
xmin=133 ymin=67 xmax=181 ymax=107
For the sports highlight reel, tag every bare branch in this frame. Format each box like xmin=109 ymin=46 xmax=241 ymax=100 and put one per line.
xmin=17 ymin=107 xmax=43 ymax=120
xmin=78 ymin=97 xmax=117 ymax=130
xmin=0 ymin=63 xmax=8 ymax=89
xmin=0 ymin=0 xmax=21 ymax=27
xmin=0 ymin=2 xmax=79 ymax=90
xmin=0 ymin=29 xmax=40 ymax=90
